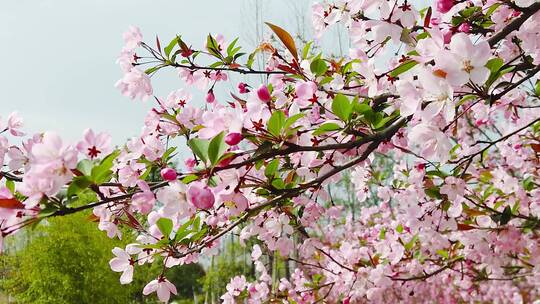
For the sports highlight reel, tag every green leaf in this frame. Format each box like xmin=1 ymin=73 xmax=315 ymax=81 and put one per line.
xmin=425 ymin=186 xmax=442 ymax=199
xmin=353 ymin=103 xmax=372 ymax=115
xmin=5 ymin=179 xmax=14 ymax=193
xmin=67 ymin=176 xmax=92 ymax=198
xmin=332 ymin=94 xmax=352 ymax=121
xmin=379 ymin=227 xmax=386 ymax=240
xmin=302 ymin=41 xmax=313 ymax=59
xmin=164 ymin=36 xmax=179 ymax=58
xmin=396 ymin=224 xmax=404 ymax=234
xmin=404 ymin=234 xmax=418 ymax=251
xmin=174 ymin=217 xmax=195 ymax=241
xmin=460 ymin=6 xmax=480 ymax=18
xmin=144 ymin=65 xmax=163 ymax=75
xmin=479 ymin=171 xmax=493 ymax=183
xmin=535 ymin=80 xmax=540 ymax=96
xmin=436 ymin=249 xmax=449 ymax=259
xmin=523 ymin=176 xmax=534 ymax=191
xmin=268 ymin=110 xmax=286 ymax=137
xmin=208 ymin=132 xmax=227 ymax=166
xmin=456 ymin=94 xmax=477 ymax=106
xmin=265 ymin=159 xmax=280 ymax=178
xmin=271 ymin=178 xmax=285 ymax=189
xmin=426 ymin=170 xmax=448 ymax=179
xmin=206 ymin=34 xmax=222 ymax=59
xmin=283 ymin=113 xmax=305 ymax=130
xmin=500 ymin=206 xmax=512 ymax=225
xmin=486 ymin=58 xmax=504 ymax=73
xmin=373 ymin=114 xmax=396 ymax=129
xmin=485 ymin=3 xmax=501 ymax=17
xmin=90 ymin=150 xmax=119 ymax=184
xmin=226 ymin=37 xmax=239 ymax=56
xmin=389 ymin=60 xmax=417 ymax=78
xmin=310 ymin=58 xmax=328 ymax=76
xmin=156 ymin=217 xmax=173 ymax=239
xmin=161 ymin=147 xmax=177 ymax=162
xmin=181 ymin=174 xmax=199 ymax=184
xmin=188 ymin=138 xmax=210 ymax=164
xmin=77 ymin=160 xmax=93 ymax=176
xmin=313 ymin=122 xmax=342 ymax=135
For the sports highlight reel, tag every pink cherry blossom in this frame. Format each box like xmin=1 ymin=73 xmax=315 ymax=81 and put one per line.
xmin=6 ymin=112 xmax=24 ymax=136
xmin=408 ymin=123 xmax=452 ymax=163
xmin=143 ymin=277 xmax=177 ymax=303
xmin=435 ymin=33 xmax=491 ymax=86
xmin=76 ymin=128 xmax=112 ymax=159
xmin=115 ymin=67 xmax=153 ymax=101
xmin=187 ymin=181 xmax=215 ymax=210
xmin=436 ymin=0 xmax=454 ymax=13
xmin=109 ymin=247 xmax=135 ymax=284
xmin=122 ymin=26 xmax=143 ymax=50
xmin=131 ymin=181 xmax=155 ymax=214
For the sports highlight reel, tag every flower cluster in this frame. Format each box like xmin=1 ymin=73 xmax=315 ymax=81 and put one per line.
xmin=1 ymin=0 xmax=540 ymax=303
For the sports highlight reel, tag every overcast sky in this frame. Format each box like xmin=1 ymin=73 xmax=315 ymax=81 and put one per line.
xmin=0 ymin=0 xmax=323 ymax=143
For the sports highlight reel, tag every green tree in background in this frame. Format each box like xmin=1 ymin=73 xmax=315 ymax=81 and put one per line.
xmin=202 ymin=237 xmax=255 ymax=303
xmin=0 ymin=212 xmax=205 ymax=304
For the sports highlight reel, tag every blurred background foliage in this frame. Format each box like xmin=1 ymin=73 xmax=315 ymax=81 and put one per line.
xmin=0 ymin=212 xmax=257 ymax=304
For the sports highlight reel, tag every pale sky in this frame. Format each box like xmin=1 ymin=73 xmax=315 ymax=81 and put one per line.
xmin=0 ymin=0 xmax=323 ymax=143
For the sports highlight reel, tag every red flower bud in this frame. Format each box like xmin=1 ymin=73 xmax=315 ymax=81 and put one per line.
xmin=160 ymin=168 xmax=177 ymax=181
xmin=225 ymin=132 xmax=242 ymax=145
xmin=256 ymin=85 xmax=271 ymax=102
xmin=238 ymin=82 xmax=249 ymax=94
xmin=206 ymin=90 xmax=215 ymax=103
xmin=458 ymin=22 xmax=471 ymax=33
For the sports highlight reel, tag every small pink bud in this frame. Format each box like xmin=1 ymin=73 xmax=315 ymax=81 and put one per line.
xmin=185 ymin=158 xmax=196 ymax=171
xmin=225 ymin=132 xmax=242 ymax=145
xmin=436 ymin=0 xmax=454 ymax=13
xmin=206 ymin=90 xmax=215 ymax=103
xmin=238 ymin=82 xmax=249 ymax=94
xmin=256 ymin=85 xmax=271 ymax=102
xmin=187 ymin=182 xmax=215 ymax=210
xmin=458 ymin=22 xmax=471 ymax=33
xmin=160 ymin=167 xmax=177 ymax=181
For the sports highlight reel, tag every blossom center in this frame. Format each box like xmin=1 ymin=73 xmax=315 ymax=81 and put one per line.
xmin=462 ymin=60 xmax=474 ymax=73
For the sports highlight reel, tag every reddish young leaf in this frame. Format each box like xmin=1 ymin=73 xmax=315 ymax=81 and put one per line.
xmin=265 ymin=22 xmax=298 ymax=61
xmin=87 ymin=213 xmax=100 ymax=222
xmin=424 ymin=7 xmax=432 ymax=28
xmin=457 ymin=223 xmax=476 ymax=231
xmin=277 ymin=64 xmax=297 ymax=74
xmin=156 ymin=35 xmax=162 ymax=53
xmin=0 ymin=198 xmax=25 ymax=209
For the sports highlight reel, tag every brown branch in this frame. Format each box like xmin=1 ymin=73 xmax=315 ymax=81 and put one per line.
xmin=492 ymin=64 xmax=540 ymax=100
xmin=391 ymin=258 xmax=463 ymax=281
xmin=488 ymin=2 xmax=540 ymax=47
xmin=168 ymin=62 xmax=287 ymax=75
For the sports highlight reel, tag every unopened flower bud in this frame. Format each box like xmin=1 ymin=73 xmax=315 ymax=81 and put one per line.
xmin=160 ymin=167 xmax=177 ymax=181
xmin=256 ymin=85 xmax=271 ymax=102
